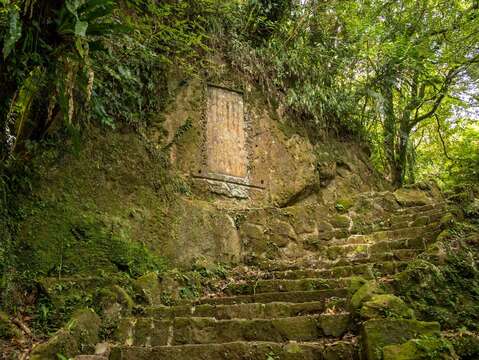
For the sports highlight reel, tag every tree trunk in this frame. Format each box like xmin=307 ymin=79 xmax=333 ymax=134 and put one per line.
xmin=407 ymin=144 xmax=416 ymax=184
xmin=381 ymin=82 xmax=397 ymax=183
xmin=392 ymin=123 xmax=411 ymax=188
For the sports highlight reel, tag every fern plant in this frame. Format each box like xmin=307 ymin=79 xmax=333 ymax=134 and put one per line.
xmin=0 ymin=0 xmax=122 ymax=158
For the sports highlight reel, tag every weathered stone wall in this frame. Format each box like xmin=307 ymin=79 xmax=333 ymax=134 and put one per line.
xmin=15 ymin=72 xmax=397 ymax=269
xmin=236 ymin=185 xmax=445 ymax=263
xmin=163 ymin=77 xmax=386 ymax=209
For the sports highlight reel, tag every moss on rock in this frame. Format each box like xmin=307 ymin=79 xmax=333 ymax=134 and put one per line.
xmin=361 ymin=319 xmax=441 ymax=360
xmin=330 ymin=214 xmax=350 ymax=229
xmin=440 ymin=213 xmax=455 ymax=229
xmin=319 ymin=313 xmax=350 ymax=337
xmin=350 ymin=281 xmax=383 ymax=310
xmin=383 ymin=336 xmax=457 ymax=360
xmin=335 ymin=198 xmax=354 ymax=213
xmin=30 ymin=308 xmax=101 ymax=360
xmin=360 ymin=294 xmax=415 ymax=320
xmin=133 ymin=272 xmax=162 ymax=306
xmin=393 ymin=189 xmax=431 ymax=207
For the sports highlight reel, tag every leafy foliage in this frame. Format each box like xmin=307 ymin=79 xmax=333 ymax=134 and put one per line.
xmin=220 ymin=0 xmax=479 ymax=186
xmin=0 ymin=0 xmax=218 ymax=159
xmin=352 ymin=0 xmax=479 ymax=186
xmin=224 ymin=0 xmax=360 ymax=138
xmin=394 ymin=222 xmax=479 ymax=330
xmin=0 ymin=0 xmax=121 ymax=161
xmin=415 ymin=120 xmax=479 ymax=188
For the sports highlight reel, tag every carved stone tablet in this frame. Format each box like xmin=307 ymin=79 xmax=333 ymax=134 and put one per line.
xmin=206 ymin=86 xmax=247 ymax=179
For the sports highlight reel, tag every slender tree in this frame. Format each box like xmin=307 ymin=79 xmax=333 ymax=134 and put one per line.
xmin=357 ymin=0 xmax=479 ymax=186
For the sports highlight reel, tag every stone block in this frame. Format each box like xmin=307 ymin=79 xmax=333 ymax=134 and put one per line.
xmin=361 ymin=319 xmax=440 ymax=360
xmin=383 ymin=337 xmax=457 ymax=360
xmin=133 ymin=272 xmax=162 ymax=306
xmin=350 ymin=281 xmax=383 ymax=310
xmin=360 ymin=294 xmax=415 ymax=320
xmin=394 ymin=189 xmax=432 ymax=207
xmin=30 ymin=309 xmax=101 ymax=360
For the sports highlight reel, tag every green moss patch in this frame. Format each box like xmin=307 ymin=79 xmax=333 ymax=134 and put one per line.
xmin=383 ymin=335 xmax=457 ymax=360
xmin=361 ymin=319 xmax=441 ymax=360
xmin=360 ymin=294 xmax=415 ymax=320
xmin=392 ymin=222 xmax=479 ymax=331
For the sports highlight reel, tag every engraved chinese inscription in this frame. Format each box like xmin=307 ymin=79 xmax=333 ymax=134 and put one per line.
xmin=206 ymin=86 xmax=247 ymax=179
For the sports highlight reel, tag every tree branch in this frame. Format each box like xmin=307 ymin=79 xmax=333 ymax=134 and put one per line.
xmin=434 ymin=114 xmax=452 ymax=161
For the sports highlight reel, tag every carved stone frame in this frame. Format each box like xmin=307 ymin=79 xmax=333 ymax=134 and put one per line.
xmin=192 ymin=81 xmax=264 ymax=198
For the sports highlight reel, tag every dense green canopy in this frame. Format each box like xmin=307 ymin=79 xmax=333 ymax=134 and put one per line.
xmin=1 ymin=0 xmax=478 ymax=187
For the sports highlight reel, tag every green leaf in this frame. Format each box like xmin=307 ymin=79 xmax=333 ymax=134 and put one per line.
xmin=74 ymin=20 xmax=88 ymax=36
xmin=65 ymin=0 xmax=83 ymax=17
xmin=86 ymin=23 xmax=130 ymax=36
xmin=75 ymin=38 xmax=87 ymax=58
xmin=3 ymin=8 xmax=22 ymax=59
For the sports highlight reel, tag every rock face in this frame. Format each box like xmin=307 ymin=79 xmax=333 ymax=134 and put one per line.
xmin=14 ymin=73 xmax=396 ymax=268
xmin=164 ymin=78 xmax=385 ymax=208
xmin=160 ymin=198 xmax=242 ymax=265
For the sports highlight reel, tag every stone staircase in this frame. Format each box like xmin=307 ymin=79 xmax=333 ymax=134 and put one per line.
xmin=27 ymin=188 xmax=452 ymax=359
xmin=104 ymin=199 xmax=447 ymax=360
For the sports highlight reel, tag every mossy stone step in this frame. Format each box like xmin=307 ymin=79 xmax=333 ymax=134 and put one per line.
xmin=394 ymin=202 xmax=445 ymax=215
xmin=316 ymin=222 xmax=441 ymax=246
xmin=326 ymin=248 xmax=422 ymax=265
xmin=256 ymin=260 xmax=408 ymax=279
xmin=196 ymin=288 xmax=349 ymax=306
xmin=144 ymin=300 xmax=346 ymax=321
xmin=361 ymin=318 xmax=441 ymax=360
xmin=110 ymin=340 xmax=358 ymax=360
xmin=327 ymin=223 xmax=440 ymax=246
xmin=350 ymin=205 xmax=444 ymax=229
xmin=321 ymin=237 xmax=428 ymax=260
xmin=225 ymin=278 xmax=356 ymax=295
xmin=388 ymin=208 xmax=444 ymax=226
xmin=116 ymin=314 xmax=352 ymax=346
xmin=254 ymin=250 xmax=419 ymax=272
xmin=281 ymin=247 xmax=420 ymax=266
xmin=256 ymin=256 xmax=404 ymax=271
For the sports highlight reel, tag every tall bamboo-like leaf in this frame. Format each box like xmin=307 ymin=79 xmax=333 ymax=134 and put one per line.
xmin=2 ymin=7 xmax=22 ymax=59
xmin=8 ymin=67 xmax=45 ymax=151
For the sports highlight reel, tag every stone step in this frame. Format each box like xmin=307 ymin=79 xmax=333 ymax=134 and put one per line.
xmin=258 ymin=261 xmax=408 ymax=280
xmin=110 ymin=340 xmax=358 ymax=360
xmin=327 ymin=223 xmax=440 ymax=246
xmin=320 ymin=238 xmax=427 ymax=260
xmin=349 ymin=211 xmax=443 ymax=234
xmin=260 ymin=248 xmax=420 ymax=269
xmin=116 ymin=314 xmax=352 ymax=347
xmin=225 ymin=277 xmax=356 ymax=295
xmin=144 ymin=300 xmax=347 ymax=321
xmin=387 ymin=209 xmax=444 ymax=228
xmin=196 ymin=288 xmax=349 ymax=306
xmin=394 ymin=202 xmax=445 ymax=215
xmin=306 ymin=224 xmax=441 ymax=252
xmin=317 ymin=249 xmax=421 ymax=268
xmin=255 ymin=257 xmax=407 ymax=272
